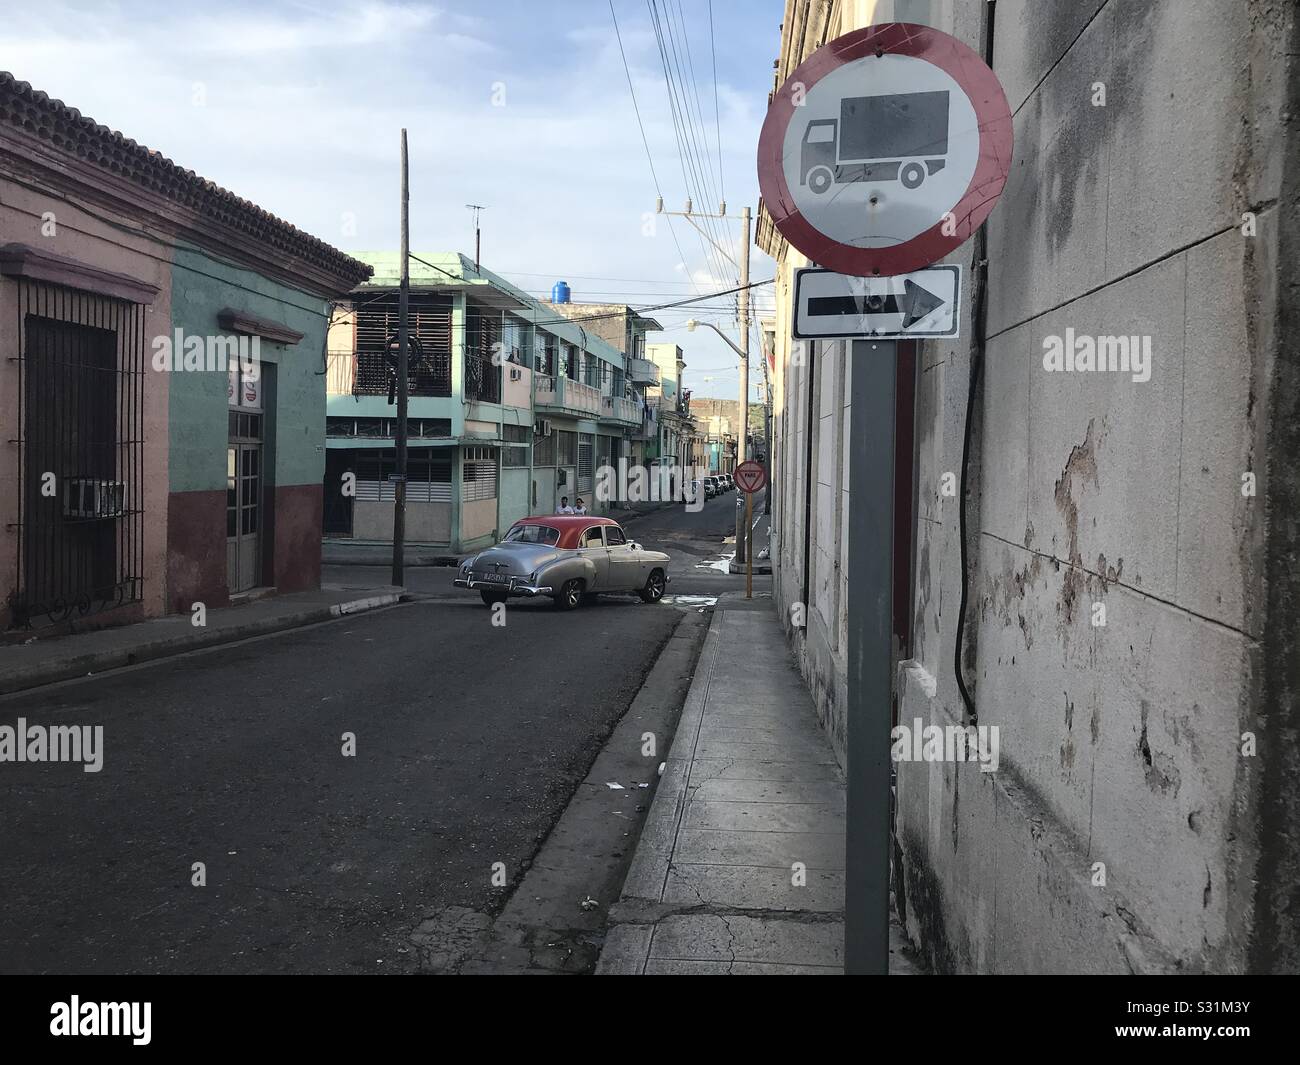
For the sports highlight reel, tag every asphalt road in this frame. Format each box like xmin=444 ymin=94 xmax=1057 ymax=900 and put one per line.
xmin=0 ymin=597 xmax=682 ymax=973
xmin=0 ymin=495 xmax=765 ymax=974
xmin=322 ymin=490 xmax=771 ymax=603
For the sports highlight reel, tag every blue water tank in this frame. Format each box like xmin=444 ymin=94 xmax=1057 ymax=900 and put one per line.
xmin=551 ymin=281 xmax=571 ymax=304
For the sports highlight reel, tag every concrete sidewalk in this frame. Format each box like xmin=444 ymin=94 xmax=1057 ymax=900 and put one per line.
xmin=597 ymin=607 xmax=920 ymax=975
xmin=0 ymin=585 xmax=404 ymax=695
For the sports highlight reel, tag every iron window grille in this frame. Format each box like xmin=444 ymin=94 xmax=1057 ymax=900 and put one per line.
xmin=353 ymin=292 xmax=452 ymax=397
xmin=326 ymin=416 xmax=452 ymax=439
xmin=462 ymin=447 xmax=498 ymax=502
xmin=8 ymin=279 xmax=145 ymax=627
xmin=577 ymin=434 xmax=595 ymax=495
xmin=464 ymin=304 xmax=501 ymax=404
xmin=353 ymin=450 xmax=452 ymax=503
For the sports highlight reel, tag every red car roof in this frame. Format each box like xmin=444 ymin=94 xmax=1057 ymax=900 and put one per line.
xmin=510 ymin=515 xmax=622 ymax=550
xmin=516 ymin=515 xmax=618 ymax=528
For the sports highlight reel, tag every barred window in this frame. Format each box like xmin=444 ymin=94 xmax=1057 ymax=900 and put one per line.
xmin=533 ymin=431 xmax=556 ymax=466
xmin=557 ymin=430 xmax=578 ymax=467
xmin=327 ymin=417 xmax=450 ymax=438
xmin=463 ymin=449 xmax=499 ymax=501
xmin=577 ymin=434 xmax=595 ymax=495
xmin=535 ymin=332 xmax=557 ymax=376
xmin=353 ymin=450 xmax=452 ymax=502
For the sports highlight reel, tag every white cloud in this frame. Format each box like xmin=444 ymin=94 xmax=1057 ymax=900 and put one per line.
xmin=0 ymin=0 xmax=780 ymax=396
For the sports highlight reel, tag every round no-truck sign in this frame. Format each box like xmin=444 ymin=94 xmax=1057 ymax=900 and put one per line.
xmin=757 ymin=23 xmax=1013 ymax=277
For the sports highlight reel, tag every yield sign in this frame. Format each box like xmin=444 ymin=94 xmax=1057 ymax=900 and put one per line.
xmin=792 ymin=266 xmax=960 ymax=339
xmin=757 ymin=23 xmax=1013 ymax=277
xmin=733 ymin=460 xmax=767 ymax=495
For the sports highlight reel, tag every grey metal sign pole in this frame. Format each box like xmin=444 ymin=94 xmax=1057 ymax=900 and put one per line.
xmin=845 ymin=338 xmax=896 ymax=974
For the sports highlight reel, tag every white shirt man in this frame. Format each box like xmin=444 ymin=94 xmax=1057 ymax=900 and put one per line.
xmin=557 ymin=497 xmax=575 ymax=515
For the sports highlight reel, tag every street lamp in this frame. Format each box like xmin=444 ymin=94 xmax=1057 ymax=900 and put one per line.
xmin=686 ymin=318 xmax=745 ymax=361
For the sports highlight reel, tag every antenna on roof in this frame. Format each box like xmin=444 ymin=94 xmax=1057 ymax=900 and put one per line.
xmin=465 ymin=204 xmax=486 ymax=273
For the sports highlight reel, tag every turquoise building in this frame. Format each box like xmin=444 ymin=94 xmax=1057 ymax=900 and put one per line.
xmin=324 ymin=254 xmax=646 ymax=553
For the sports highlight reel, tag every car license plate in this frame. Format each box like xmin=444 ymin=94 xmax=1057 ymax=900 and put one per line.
xmin=478 ymin=572 xmax=509 ymax=585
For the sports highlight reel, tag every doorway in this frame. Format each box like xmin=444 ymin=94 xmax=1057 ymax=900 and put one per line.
xmin=227 ymin=412 xmax=263 ymax=593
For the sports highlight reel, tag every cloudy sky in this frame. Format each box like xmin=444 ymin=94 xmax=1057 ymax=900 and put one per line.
xmin=1 ymin=0 xmax=782 ymax=398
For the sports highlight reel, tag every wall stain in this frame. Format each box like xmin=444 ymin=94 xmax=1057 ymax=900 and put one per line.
xmin=981 ymin=547 xmax=1044 ymax=652
xmin=1061 ymin=692 xmax=1076 ymax=770
xmin=1053 ymin=419 xmax=1102 ymax=626
xmin=1138 ymin=700 xmax=1181 ymax=797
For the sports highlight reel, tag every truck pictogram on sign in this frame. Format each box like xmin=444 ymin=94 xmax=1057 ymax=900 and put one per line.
xmin=800 ymin=91 xmax=950 ymax=193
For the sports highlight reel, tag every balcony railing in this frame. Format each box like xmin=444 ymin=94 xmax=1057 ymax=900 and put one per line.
xmin=333 ymin=349 xmax=453 ymax=398
xmin=534 ymin=375 xmax=601 ymax=416
xmin=600 ymin=395 xmax=641 ymax=425
xmin=633 ymin=411 xmax=657 ymax=440
xmin=627 ymin=357 xmax=660 ymax=386
xmin=465 ymin=352 xmax=501 ymax=404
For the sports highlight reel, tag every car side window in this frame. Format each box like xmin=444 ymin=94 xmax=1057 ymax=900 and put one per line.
xmin=605 ymin=526 xmax=627 ymax=547
xmin=581 ymin=527 xmax=604 ymax=547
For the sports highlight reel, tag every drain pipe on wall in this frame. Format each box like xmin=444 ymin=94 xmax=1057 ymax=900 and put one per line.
xmin=953 ymin=1 xmax=996 ymax=726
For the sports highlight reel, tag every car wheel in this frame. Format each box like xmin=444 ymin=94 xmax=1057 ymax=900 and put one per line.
xmin=638 ymin=569 xmax=667 ymax=603
xmin=554 ymin=579 xmax=584 ymax=610
xmin=479 ymin=589 xmax=508 ymax=606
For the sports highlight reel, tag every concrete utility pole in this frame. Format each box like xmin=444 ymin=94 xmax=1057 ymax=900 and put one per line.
xmin=392 ymin=129 xmax=409 ymax=588
xmin=761 ymin=330 xmax=773 ymax=515
xmin=737 ymin=205 xmax=751 ymax=562
xmin=657 ymin=199 xmax=752 ymax=563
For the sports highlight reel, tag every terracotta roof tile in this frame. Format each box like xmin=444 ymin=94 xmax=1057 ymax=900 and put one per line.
xmin=0 ymin=71 xmax=372 ymax=289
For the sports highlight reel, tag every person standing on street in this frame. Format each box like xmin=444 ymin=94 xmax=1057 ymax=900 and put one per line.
xmin=557 ymin=496 xmax=575 ymax=515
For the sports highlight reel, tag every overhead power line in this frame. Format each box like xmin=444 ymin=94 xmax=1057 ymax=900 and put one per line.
xmin=709 ymin=0 xmax=724 ymax=205
xmin=608 ymin=0 xmax=700 ymax=293
xmin=402 ymin=250 xmax=771 ymax=330
xmin=648 ymin=0 xmax=731 ymax=294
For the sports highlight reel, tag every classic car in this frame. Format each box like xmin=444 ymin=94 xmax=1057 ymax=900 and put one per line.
xmin=454 ymin=516 xmax=671 ymax=610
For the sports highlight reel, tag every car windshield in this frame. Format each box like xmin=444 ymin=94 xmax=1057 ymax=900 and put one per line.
xmin=503 ymin=524 xmax=560 ymax=545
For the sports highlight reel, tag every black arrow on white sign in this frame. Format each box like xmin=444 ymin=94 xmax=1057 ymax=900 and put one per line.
xmin=806 ymin=278 xmax=946 ymax=328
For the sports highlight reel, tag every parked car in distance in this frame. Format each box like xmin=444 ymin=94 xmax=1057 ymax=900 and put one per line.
xmin=681 ymin=478 xmax=704 ymax=505
xmin=454 ymin=516 xmax=671 ymax=610
xmin=704 ymin=476 xmax=720 ymax=498
xmin=721 ymin=474 xmax=734 ymax=491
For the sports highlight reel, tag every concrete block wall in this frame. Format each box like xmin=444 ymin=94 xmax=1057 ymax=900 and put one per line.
xmin=763 ymin=0 xmax=1298 ymax=972
xmin=893 ymin=0 xmax=1295 ymax=972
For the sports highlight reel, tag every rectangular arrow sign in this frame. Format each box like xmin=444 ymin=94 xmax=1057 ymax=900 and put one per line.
xmin=792 ymin=265 xmax=961 ymax=340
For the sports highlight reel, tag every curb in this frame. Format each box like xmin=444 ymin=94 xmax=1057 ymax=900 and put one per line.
xmin=595 ymin=610 xmax=726 ymax=974
xmin=0 ymin=592 xmax=405 ymax=697
xmin=727 ymin=559 xmax=773 ymax=575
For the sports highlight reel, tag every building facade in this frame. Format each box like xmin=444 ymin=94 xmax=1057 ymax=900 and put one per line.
xmin=324 ymin=256 xmax=647 ymax=550
xmin=687 ymin=397 xmax=770 ymax=473
xmin=758 ymin=0 xmax=1299 ymax=973
xmin=544 ymin=298 xmax=664 ymax=483
xmin=643 ymin=343 xmax=698 ymax=474
xmin=0 ymin=72 xmax=369 ymax=632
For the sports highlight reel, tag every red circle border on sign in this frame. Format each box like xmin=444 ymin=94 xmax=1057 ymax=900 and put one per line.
xmin=734 ymin=460 xmax=767 ymax=494
xmin=757 ymin=22 xmax=1013 ymax=277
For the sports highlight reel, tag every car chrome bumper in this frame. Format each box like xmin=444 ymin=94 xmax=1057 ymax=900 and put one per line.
xmin=454 ymin=577 xmax=553 ymax=597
